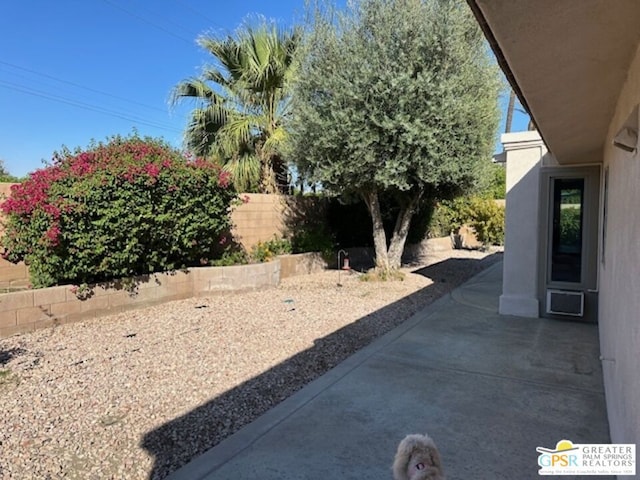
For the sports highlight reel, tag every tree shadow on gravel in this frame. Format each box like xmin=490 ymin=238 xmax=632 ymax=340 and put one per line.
xmin=140 ymin=252 xmax=502 ymax=479
xmin=0 ymin=347 xmax=26 ymax=366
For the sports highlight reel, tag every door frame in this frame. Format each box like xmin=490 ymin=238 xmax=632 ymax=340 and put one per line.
xmin=538 ymin=165 xmax=601 ymax=322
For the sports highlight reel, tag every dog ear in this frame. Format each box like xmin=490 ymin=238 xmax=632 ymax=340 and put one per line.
xmin=393 ymin=435 xmax=414 ymax=480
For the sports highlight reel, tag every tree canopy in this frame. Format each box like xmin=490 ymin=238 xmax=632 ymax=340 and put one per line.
xmin=172 ymin=18 xmax=300 ymax=193
xmin=287 ymin=0 xmax=501 ymax=269
xmin=0 ymin=160 xmax=21 ymax=183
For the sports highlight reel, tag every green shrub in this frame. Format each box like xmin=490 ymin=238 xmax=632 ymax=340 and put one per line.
xmin=326 ymin=195 xmax=434 ymax=248
xmin=326 ymin=197 xmax=373 ymax=248
xmin=482 ymin=162 xmax=506 ymax=199
xmin=290 ymin=227 xmax=335 ymax=255
xmin=559 ymin=206 xmax=582 ymax=247
xmin=428 ymin=198 xmax=470 ymax=238
xmin=1 ymin=134 xmax=238 ymax=287
xmin=250 ymin=237 xmax=292 ymax=263
xmin=282 ymin=195 xmax=336 ymax=254
xmin=429 ymin=196 xmax=505 ymax=246
xmin=466 ymin=197 xmax=505 ymax=246
xmin=210 ymin=245 xmax=249 ymax=266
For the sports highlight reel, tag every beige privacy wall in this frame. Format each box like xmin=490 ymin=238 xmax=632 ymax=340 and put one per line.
xmin=230 ymin=193 xmax=289 ymax=249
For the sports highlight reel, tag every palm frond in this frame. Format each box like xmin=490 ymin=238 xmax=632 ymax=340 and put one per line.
xmin=184 ymin=109 xmax=220 ymax=156
xmin=215 ymin=116 xmax=259 ymax=157
xmin=223 ymin=154 xmax=261 ymax=192
xmin=170 ymin=78 xmax=215 ymax=107
xmin=263 ymin=125 xmax=287 ymax=153
xmin=174 ymin=17 xmax=300 ymax=192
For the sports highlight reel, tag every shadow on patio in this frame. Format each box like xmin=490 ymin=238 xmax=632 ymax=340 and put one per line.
xmin=142 ymin=255 xmax=611 ymax=480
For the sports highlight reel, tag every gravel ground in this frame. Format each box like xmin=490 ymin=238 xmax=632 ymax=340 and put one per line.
xmin=0 ymin=247 xmax=501 ymax=479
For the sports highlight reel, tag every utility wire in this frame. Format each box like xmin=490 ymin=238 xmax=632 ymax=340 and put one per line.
xmin=0 ymin=80 xmax=182 ymax=133
xmin=101 ymin=0 xmax=194 ymax=45
xmin=0 ymin=2 xmax=217 ymax=135
xmin=171 ymin=0 xmax=226 ymax=32
xmin=127 ymin=0 xmax=199 ymax=38
xmin=0 ymin=60 xmax=168 ymax=114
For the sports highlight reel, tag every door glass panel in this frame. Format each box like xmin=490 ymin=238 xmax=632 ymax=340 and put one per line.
xmin=551 ymin=178 xmax=584 ymax=283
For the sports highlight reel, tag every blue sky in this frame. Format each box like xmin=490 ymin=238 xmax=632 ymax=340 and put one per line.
xmin=0 ymin=0 xmax=529 ymax=178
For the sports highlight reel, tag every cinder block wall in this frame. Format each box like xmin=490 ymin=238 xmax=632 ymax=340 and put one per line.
xmin=0 ymin=259 xmax=28 ymax=289
xmin=0 ymin=253 xmax=327 ymax=338
xmin=0 ymin=183 xmax=16 ymax=202
xmin=0 ymin=261 xmax=281 ymax=338
xmin=231 ymin=194 xmax=289 ymax=249
xmin=278 ymin=252 xmax=327 ymax=278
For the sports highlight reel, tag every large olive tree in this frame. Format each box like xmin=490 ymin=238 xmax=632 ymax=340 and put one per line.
xmin=288 ymin=0 xmax=501 ymax=270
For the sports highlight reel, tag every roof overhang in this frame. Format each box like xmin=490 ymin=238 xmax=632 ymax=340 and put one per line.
xmin=468 ymin=0 xmax=640 ymax=165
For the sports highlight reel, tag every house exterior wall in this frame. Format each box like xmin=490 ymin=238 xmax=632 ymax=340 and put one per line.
xmin=499 ymin=131 xmax=546 ymax=317
xmin=599 ymin=41 xmax=640 ymax=455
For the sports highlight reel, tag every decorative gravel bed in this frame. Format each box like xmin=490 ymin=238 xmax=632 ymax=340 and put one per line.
xmin=0 ymin=248 xmax=501 ymax=479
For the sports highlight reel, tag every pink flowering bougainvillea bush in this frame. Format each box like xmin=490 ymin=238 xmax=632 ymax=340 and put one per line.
xmin=1 ymin=134 xmax=238 ymax=288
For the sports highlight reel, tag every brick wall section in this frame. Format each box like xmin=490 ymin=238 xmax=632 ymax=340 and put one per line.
xmin=0 ymin=253 xmax=328 ymax=339
xmin=278 ymin=253 xmax=327 ymax=278
xmin=0 ymin=259 xmax=29 ymax=288
xmin=231 ymin=193 xmax=289 ymax=249
xmin=0 ymin=183 xmax=16 ymax=203
xmin=0 ymin=261 xmax=280 ymax=338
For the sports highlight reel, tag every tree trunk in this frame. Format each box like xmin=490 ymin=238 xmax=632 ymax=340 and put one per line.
xmin=363 ymin=190 xmax=423 ymax=272
xmin=260 ymin=156 xmax=277 ymax=194
xmin=363 ymin=191 xmax=390 ymax=270
xmin=260 ymin=153 xmax=289 ymax=194
xmin=387 ymin=192 xmax=422 ymax=269
xmin=505 ymin=89 xmax=515 ymax=133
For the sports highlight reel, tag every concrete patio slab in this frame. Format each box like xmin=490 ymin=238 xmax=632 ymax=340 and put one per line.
xmin=166 ymin=261 xmax=610 ymax=480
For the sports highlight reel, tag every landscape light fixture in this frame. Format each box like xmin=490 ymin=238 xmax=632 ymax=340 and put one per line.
xmin=337 ymin=249 xmax=350 ymax=286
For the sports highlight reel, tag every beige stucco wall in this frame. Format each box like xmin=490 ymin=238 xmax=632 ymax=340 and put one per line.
xmin=598 ymin=41 xmax=640 ymax=458
xmin=499 ymin=131 xmax=546 ymax=317
xmin=231 ymin=194 xmax=288 ymax=249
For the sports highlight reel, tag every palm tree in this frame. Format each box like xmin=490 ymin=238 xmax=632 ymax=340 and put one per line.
xmin=505 ymin=89 xmax=515 ymax=133
xmin=172 ymin=19 xmax=300 ymax=193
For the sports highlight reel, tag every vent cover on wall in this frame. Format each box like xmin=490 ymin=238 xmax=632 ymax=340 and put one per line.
xmin=612 ymin=104 xmax=639 ymax=154
xmin=546 ymin=289 xmax=584 ymax=317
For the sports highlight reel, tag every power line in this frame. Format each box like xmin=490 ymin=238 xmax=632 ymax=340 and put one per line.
xmin=171 ymin=0 xmax=226 ymax=32
xmin=128 ymin=0 xmax=200 ymax=38
xmin=0 ymin=80 xmax=182 ymax=133
xmin=0 ymin=60 xmax=168 ymax=114
xmin=101 ymin=0 xmax=194 ymax=45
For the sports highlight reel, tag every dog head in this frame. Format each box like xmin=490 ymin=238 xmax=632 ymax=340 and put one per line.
xmin=393 ymin=433 xmax=445 ymax=480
